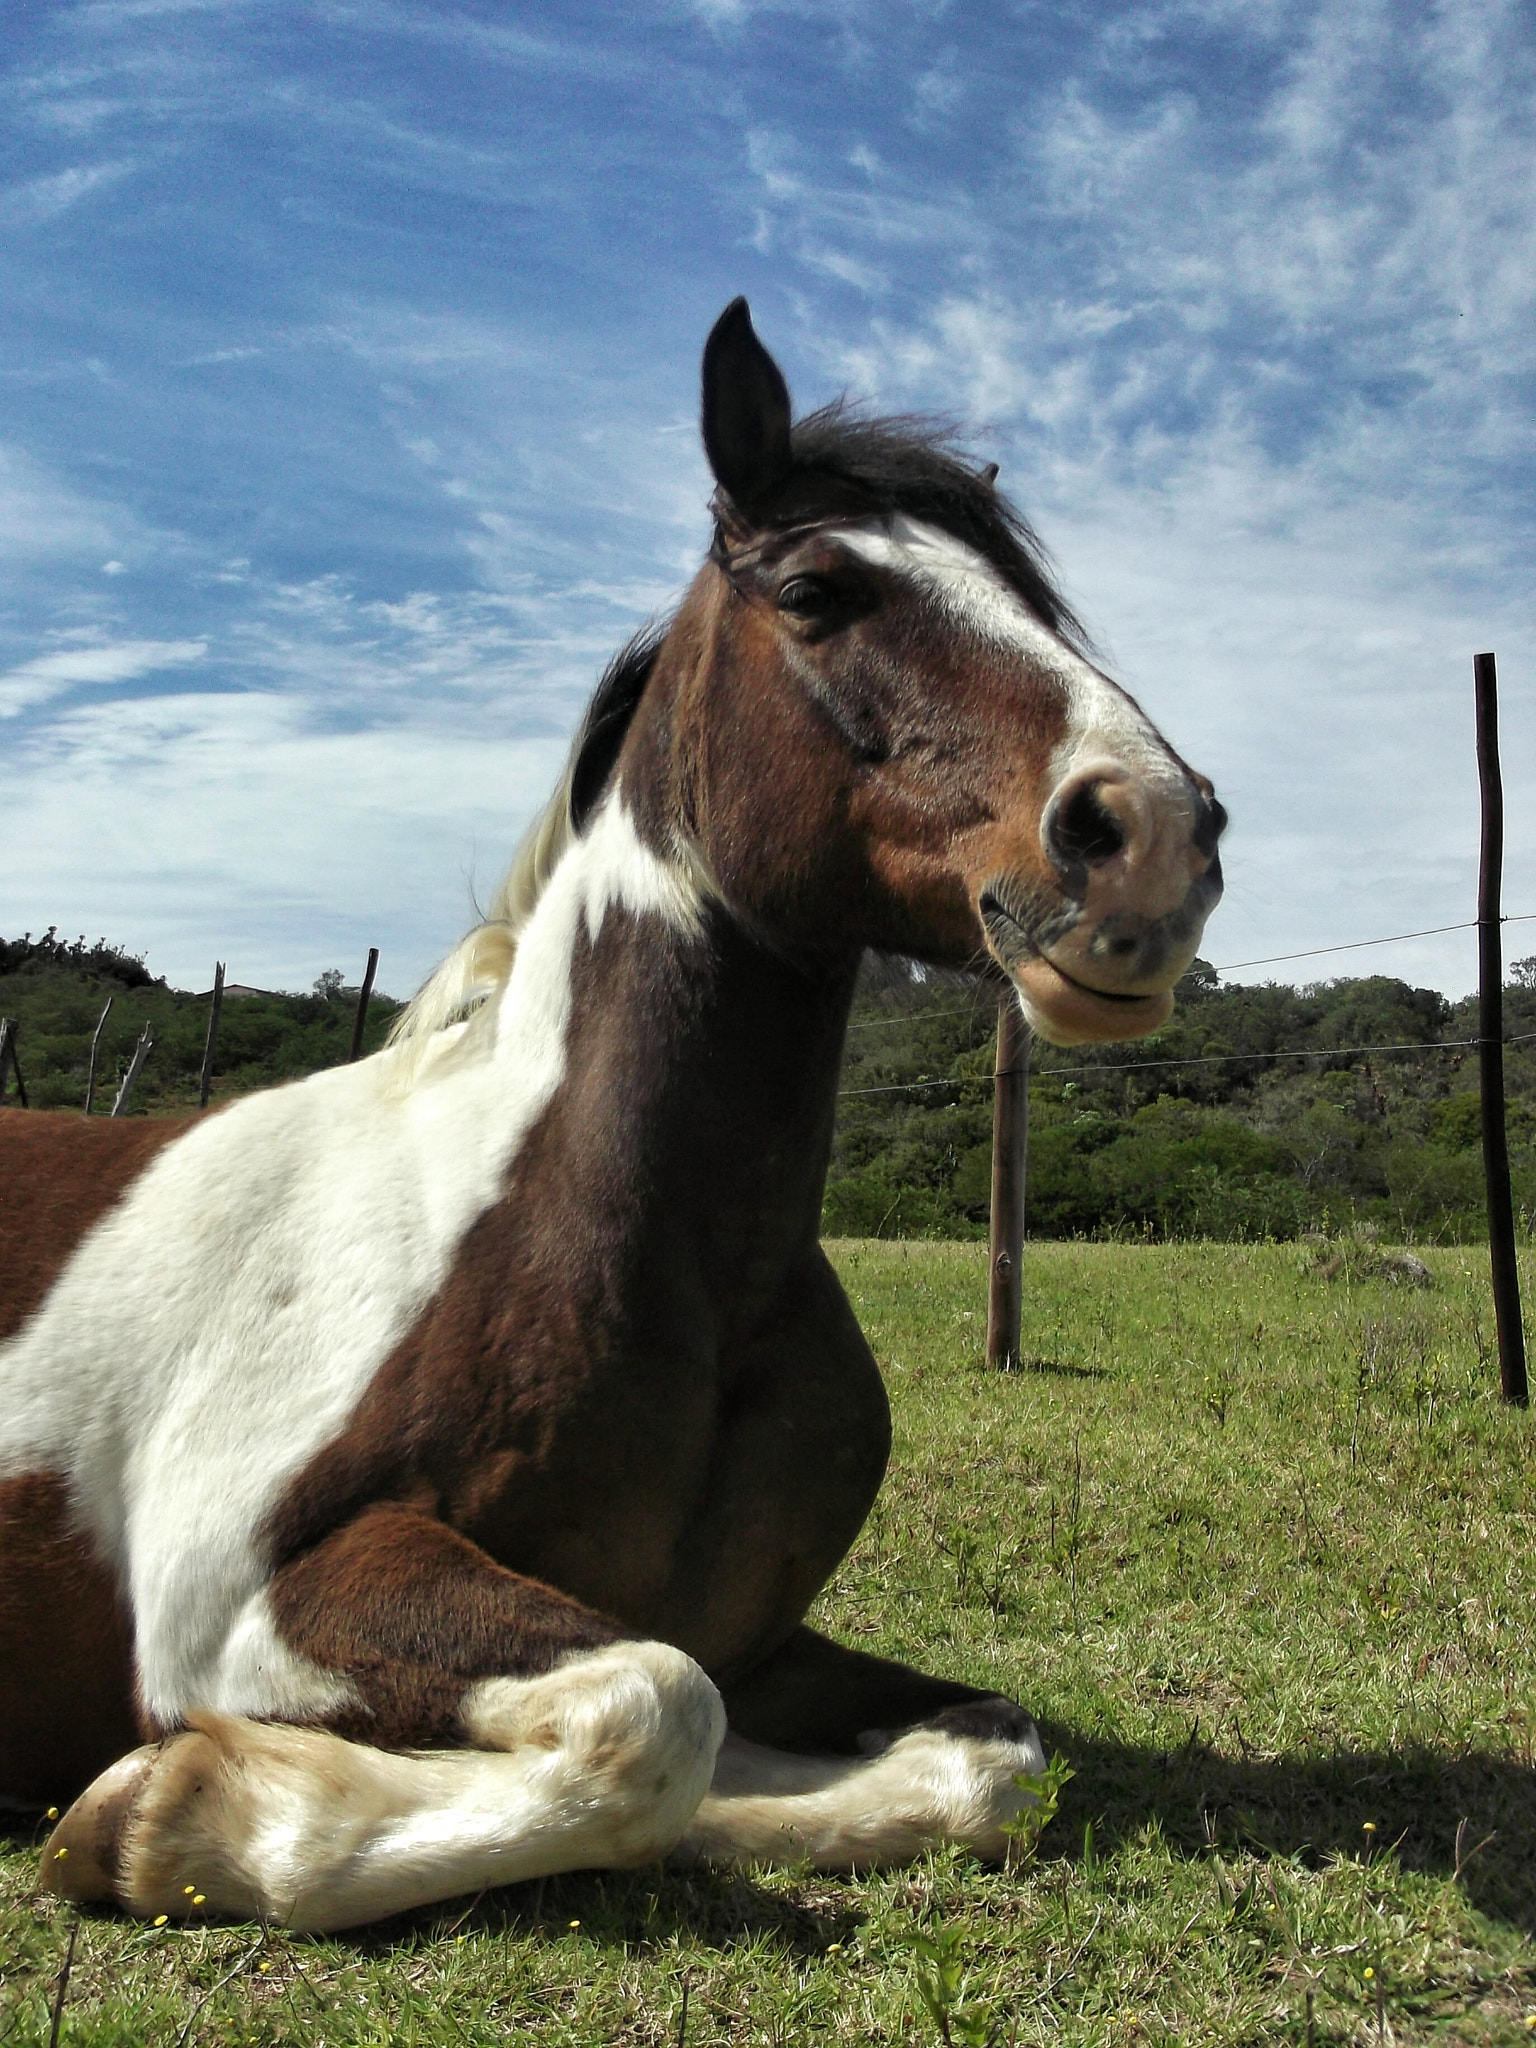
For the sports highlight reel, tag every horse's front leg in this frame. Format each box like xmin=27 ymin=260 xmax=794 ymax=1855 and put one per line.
xmin=676 ymin=1625 xmax=1045 ymax=1870
xmin=721 ymin=1621 xmax=1025 ymax=1752
xmin=43 ymin=1506 xmax=725 ymax=1931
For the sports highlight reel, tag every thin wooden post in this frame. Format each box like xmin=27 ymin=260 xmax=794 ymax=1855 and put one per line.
xmin=110 ymin=1023 xmax=153 ymax=1119
xmin=986 ymin=996 xmax=1031 ymax=1370
xmin=0 ymin=1019 xmax=26 ymax=1107
xmin=348 ymin=947 xmax=379 ymax=1062
xmin=84 ymin=996 xmax=114 ymax=1115
xmin=198 ymin=962 xmax=226 ymax=1110
xmin=1474 ymin=652 xmax=1528 ymax=1406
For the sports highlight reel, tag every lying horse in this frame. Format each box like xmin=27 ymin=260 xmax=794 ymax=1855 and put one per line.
xmin=1 ymin=301 xmax=1224 ymax=1930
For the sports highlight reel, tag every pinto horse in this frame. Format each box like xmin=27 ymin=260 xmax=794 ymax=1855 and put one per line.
xmin=1 ymin=301 xmax=1224 ymax=1931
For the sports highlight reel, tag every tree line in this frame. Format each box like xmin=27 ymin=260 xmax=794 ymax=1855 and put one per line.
xmin=4 ymin=928 xmax=1533 ymax=1241
xmin=826 ymin=953 xmax=1536 ymax=1243
xmin=0 ymin=930 xmax=400 ymax=1112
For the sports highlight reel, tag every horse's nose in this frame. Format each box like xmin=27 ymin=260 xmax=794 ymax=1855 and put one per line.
xmin=1193 ymin=790 xmax=1228 ymax=859
xmin=1042 ymin=768 xmax=1152 ymax=886
xmin=1043 ymin=761 xmax=1223 ymax=905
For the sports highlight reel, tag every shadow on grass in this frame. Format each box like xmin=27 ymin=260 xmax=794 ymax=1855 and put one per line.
xmin=1007 ymin=1356 xmax=1109 ymax=1380
xmin=342 ymin=1861 xmax=863 ymax=1961
xmin=1035 ymin=1718 xmax=1536 ymax=1933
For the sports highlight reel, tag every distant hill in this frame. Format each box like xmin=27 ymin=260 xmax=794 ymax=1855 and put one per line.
xmin=0 ymin=930 xmax=401 ymax=1114
xmin=4 ymin=929 xmax=1532 ymax=1241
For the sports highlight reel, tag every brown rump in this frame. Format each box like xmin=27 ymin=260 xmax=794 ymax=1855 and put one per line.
xmin=0 ymin=1472 xmax=140 ymax=1803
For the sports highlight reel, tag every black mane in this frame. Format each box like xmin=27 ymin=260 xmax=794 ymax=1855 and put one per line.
xmin=783 ymin=403 xmax=1089 ymax=653
xmin=568 ymin=624 xmax=667 ymax=833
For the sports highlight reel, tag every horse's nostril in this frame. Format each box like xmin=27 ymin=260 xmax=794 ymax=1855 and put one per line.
xmin=1050 ymin=781 xmax=1125 ymax=869
xmin=1194 ymin=795 xmax=1228 ymax=858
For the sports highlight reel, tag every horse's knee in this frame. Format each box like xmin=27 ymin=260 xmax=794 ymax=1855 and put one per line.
xmin=462 ymin=1640 xmax=725 ymax=1861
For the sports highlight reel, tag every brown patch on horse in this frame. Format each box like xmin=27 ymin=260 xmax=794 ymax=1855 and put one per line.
xmin=0 ymin=1107 xmax=189 ymax=1343
xmin=268 ymin=1503 xmax=627 ymax=1747
xmin=0 ymin=1472 xmax=141 ymax=1803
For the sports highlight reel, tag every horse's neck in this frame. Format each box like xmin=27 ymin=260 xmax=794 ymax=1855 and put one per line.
xmin=552 ymin=897 xmax=859 ymax=1301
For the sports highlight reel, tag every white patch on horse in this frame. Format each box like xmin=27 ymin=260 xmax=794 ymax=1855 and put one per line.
xmin=835 ymin=515 xmax=1180 ymax=787
xmin=0 ymin=799 xmax=706 ymax=1729
xmin=574 ymin=796 xmax=710 ymax=955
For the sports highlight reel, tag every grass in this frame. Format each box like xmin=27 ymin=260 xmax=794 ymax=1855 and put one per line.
xmin=3 ymin=1239 xmax=1534 ymax=2044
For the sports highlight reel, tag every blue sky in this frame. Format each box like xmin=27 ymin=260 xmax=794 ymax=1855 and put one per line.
xmin=2 ymin=0 xmax=1533 ymax=999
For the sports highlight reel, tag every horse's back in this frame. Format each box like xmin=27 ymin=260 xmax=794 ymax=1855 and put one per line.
xmin=0 ymin=1107 xmax=190 ymax=1344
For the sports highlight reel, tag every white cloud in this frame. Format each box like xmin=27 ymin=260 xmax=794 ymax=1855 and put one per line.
xmin=0 ymin=686 xmax=568 ymax=994
xmin=0 ymin=444 xmax=125 ymax=561
xmin=0 ymin=638 xmax=205 ymax=716
xmin=0 ymin=160 xmax=133 ymax=226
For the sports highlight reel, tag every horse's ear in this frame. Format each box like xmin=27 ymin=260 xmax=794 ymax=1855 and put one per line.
xmin=701 ymin=298 xmax=793 ymax=512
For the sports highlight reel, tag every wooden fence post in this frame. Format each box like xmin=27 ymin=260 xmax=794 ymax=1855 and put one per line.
xmin=84 ymin=996 xmax=114 ymax=1115
xmin=986 ymin=996 xmax=1031 ymax=1370
xmin=110 ymin=1023 xmax=153 ymax=1119
xmin=0 ymin=1019 xmax=27 ymax=1107
xmin=1474 ymin=651 xmax=1528 ymax=1406
xmin=199 ymin=962 xmax=226 ymax=1110
xmin=348 ymin=947 xmax=380 ymax=1063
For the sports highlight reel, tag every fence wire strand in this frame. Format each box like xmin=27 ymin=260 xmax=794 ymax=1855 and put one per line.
xmin=838 ymin=1031 xmax=1536 ymax=1098
xmin=841 ymin=912 xmax=1536 ymax=1035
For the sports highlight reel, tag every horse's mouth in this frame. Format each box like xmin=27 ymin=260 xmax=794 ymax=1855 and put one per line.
xmin=980 ymin=893 xmax=1177 ymax=1046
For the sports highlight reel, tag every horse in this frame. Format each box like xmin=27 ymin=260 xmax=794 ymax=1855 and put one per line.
xmin=0 ymin=300 xmax=1225 ymax=1932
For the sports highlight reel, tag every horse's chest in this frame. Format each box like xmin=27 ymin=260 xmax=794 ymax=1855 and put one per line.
xmin=450 ymin=1309 xmax=890 ymax=1672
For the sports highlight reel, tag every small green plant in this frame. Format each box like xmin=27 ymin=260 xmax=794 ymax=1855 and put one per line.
xmin=902 ymin=1916 xmax=1000 ymax=2047
xmin=1001 ymin=1751 xmax=1075 ymax=1865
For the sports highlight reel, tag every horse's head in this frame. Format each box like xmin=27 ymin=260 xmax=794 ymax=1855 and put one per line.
xmin=652 ymin=301 xmax=1225 ymax=1047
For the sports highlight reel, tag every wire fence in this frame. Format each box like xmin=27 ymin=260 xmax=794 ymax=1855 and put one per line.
xmin=837 ymin=910 xmax=1536 ymax=1096
xmin=839 ymin=1032 xmax=1536 ymax=1098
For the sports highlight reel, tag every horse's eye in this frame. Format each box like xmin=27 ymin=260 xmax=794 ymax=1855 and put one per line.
xmin=777 ymin=576 xmax=834 ymax=617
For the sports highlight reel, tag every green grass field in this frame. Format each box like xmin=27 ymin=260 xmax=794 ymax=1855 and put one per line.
xmin=3 ymin=1241 xmax=1534 ymax=2044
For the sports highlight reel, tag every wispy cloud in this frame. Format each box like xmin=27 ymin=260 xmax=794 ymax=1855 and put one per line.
xmin=0 ymin=637 xmax=205 ymax=717
xmin=0 ymin=686 xmax=569 ymax=994
xmin=0 ymin=160 xmax=133 ymax=226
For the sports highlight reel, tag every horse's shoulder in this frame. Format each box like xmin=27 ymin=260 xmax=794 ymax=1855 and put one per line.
xmin=0 ymin=1108 xmax=193 ymax=1343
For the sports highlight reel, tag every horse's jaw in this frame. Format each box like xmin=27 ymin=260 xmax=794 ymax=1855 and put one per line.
xmin=1007 ymin=953 xmax=1175 ymax=1047
xmin=979 ymin=875 xmax=1219 ymax=1047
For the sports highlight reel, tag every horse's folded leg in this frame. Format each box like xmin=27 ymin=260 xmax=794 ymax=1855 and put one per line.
xmin=674 ymin=1715 xmax=1046 ymax=1872
xmin=39 ymin=1643 xmax=724 ymax=1932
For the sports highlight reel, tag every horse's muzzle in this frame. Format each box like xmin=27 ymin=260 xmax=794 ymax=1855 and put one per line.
xmin=982 ymin=765 xmax=1225 ymax=1045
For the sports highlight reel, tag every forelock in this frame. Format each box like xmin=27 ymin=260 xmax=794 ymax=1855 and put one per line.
xmin=776 ymin=404 xmax=1091 ymax=655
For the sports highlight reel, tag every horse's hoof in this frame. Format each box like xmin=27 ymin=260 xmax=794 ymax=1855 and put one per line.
xmin=40 ymin=1745 xmax=162 ymax=1905
xmin=921 ymin=1695 xmax=1040 ymax=1748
